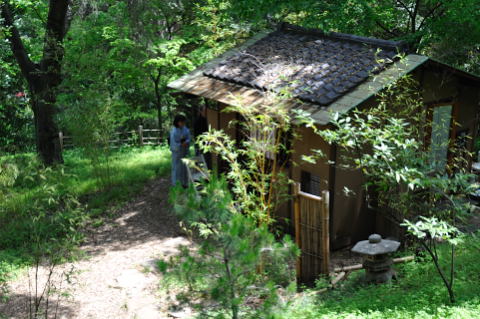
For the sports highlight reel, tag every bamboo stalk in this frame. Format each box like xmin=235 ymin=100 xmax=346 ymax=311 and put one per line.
xmin=321 ymin=190 xmax=330 ymax=274
xmin=333 ymin=264 xmax=363 ymax=273
xmin=333 ymin=255 xmax=415 ymax=273
xmin=298 ymin=190 xmax=323 ymax=201
xmin=331 ymin=271 xmax=346 ymax=287
xmin=58 ymin=131 xmax=64 ymax=152
xmin=293 ymin=183 xmax=302 ymax=280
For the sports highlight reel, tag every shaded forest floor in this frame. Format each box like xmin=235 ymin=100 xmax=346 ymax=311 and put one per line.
xmin=1 ymin=177 xmax=192 ymax=319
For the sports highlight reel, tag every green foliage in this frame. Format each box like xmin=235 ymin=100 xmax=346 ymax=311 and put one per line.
xmin=197 ymin=90 xmax=304 ymax=224
xmin=403 ymin=217 xmax=462 ymax=303
xmin=0 ymin=95 xmax=34 ymax=153
xmin=0 ymin=146 xmax=171 ymax=284
xmin=316 ymin=74 xmax=475 ymax=222
xmin=403 ymin=217 xmax=462 ymax=245
xmin=0 ymin=36 xmax=34 ymax=153
xmin=280 ymin=234 xmax=480 ymax=318
xmin=164 ymin=177 xmax=298 ymax=318
xmin=57 ymin=0 xmax=252 ymax=138
xmin=0 ymin=160 xmax=18 ymax=191
xmin=61 ymin=90 xmax=119 ymax=188
xmin=60 ymin=2 xmax=157 ymax=130
xmin=0 ymin=155 xmax=86 ymax=252
xmin=316 ymin=74 xmax=474 ymax=303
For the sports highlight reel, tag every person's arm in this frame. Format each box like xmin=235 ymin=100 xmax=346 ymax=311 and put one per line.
xmin=184 ymin=127 xmax=191 ymax=145
xmin=170 ymin=128 xmax=181 ymax=152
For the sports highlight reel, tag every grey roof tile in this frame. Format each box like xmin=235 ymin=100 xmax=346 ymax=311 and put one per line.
xmin=203 ymin=23 xmax=407 ymax=107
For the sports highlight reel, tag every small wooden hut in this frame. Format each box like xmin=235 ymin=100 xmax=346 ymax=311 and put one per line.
xmin=168 ymin=23 xmax=480 ymax=280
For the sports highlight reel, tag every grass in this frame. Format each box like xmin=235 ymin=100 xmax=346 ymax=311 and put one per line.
xmin=63 ymin=146 xmax=171 ymax=210
xmin=282 ymin=235 xmax=480 ymax=319
xmin=0 ymin=145 xmax=171 ymax=284
xmin=1 ymin=145 xmax=171 ymax=211
xmin=159 ymin=236 xmax=480 ymax=319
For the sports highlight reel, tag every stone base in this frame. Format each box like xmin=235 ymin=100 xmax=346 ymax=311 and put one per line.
xmin=364 ymin=268 xmax=397 ymax=284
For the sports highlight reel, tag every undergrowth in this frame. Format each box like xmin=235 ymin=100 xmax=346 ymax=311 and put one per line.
xmin=158 ymin=231 xmax=480 ymax=318
xmin=282 ymin=234 xmax=480 ymax=319
xmin=0 ymin=146 xmax=171 ymax=286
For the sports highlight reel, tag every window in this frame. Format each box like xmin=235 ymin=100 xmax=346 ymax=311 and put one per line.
xmin=301 ymin=171 xmax=322 ymax=196
xmin=429 ymin=105 xmax=453 ymax=171
xmin=248 ymin=126 xmax=291 ymax=166
xmin=250 ymin=127 xmax=276 ymax=160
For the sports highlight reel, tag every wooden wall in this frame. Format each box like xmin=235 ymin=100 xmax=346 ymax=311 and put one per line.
xmin=200 ymin=65 xmax=480 ymax=250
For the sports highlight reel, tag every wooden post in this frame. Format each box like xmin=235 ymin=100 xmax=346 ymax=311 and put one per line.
xmin=293 ymin=182 xmax=302 ymax=280
xmin=321 ymin=190 xmax=330 ymax=274
xmin=138 ymin=125 xmax=144 ymax=146
xmin=59 ymin=131 xmax=64 ymax=152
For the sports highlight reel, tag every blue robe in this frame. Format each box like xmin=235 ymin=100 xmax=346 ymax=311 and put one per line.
xmin=170 ymin=126 xmax=191 ymax=186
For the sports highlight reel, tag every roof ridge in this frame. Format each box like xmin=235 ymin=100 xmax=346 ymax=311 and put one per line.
xmin=279 ymin=22 xmax=409 ymax=52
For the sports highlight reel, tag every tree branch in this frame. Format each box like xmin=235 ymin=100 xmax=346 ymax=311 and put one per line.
xmin=64 ymin=1 xmax=78 ymax=34
xmin=411 ymin=0 xmax=421 ymax=33
xmin=40 ymin=0 xmax=70 ymax=84
xmin=418 ymin=2 xmax=444 ymax=31
xmin=45 ymin=0 xmax=70 ymax=41
xmin=0 ymin=1 xmax=37 ymax=81
xmin=395 ymin=0 xmax=414 ymax=20
xmin=375 ymin=20 xmax=400 ymax=38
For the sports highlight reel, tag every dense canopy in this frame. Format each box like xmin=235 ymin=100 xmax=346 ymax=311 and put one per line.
xmin=1 ymin=0 xmax=479 ymax=157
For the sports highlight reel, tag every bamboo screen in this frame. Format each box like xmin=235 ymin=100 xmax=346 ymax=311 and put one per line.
xmin=294 ymin=185 xmax=330 ymax=283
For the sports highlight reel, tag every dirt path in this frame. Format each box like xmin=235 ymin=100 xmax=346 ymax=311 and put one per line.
xmin=1 ymin=177 xmax=192 ymax=319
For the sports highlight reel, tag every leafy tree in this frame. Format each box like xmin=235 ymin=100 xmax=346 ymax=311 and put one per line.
xmin=314 ymin=73 xmax=474 ymax=222
xmin=1 ymin=0 xmax=71 ymax=164
xmin=403 ymin=217 xmax=462 ymax=303
xmin=144 ymin=38 xmax=194 ymax=136
xmin=196 ymin=88 xmax=304 ymax=224
xmin=315 ymin=72 xmax=475 ymax=302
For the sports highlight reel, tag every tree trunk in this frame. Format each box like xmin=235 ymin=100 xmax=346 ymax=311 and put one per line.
xmin=31 ymin=91 xmax=63 ymax=165
xmin=152 ymin=70 xmax=163 ymax=137
xmin=156 ymin=94 xmax=163 ymax=138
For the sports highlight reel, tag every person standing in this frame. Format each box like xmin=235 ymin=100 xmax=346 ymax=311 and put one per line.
xmin=170 ymin=114 xmax=190 ymax=187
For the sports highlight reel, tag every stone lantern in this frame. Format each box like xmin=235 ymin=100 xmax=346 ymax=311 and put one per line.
xmin=351 ymin=234 xmax=400 ymax=283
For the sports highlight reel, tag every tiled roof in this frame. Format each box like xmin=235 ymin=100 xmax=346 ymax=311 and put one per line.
xmin=203 ymin=23 xmax=408 ymax=106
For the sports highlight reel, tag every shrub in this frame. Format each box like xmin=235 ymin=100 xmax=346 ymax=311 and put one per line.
xmin=0 ymin=156 xmax=86 ymax=253
xmin=316 ymin=73 xmax=475 ymax=302
xmin=61 ymin=90 xmax=119 ymax=189
xmin=162 ymin=177 xmax=298 ymax=319
xmin=403 ymin=217 xmax=462 ymax=303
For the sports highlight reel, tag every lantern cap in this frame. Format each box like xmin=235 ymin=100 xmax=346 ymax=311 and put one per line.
xmin=351 ymin=234 xmax=400 ymax=256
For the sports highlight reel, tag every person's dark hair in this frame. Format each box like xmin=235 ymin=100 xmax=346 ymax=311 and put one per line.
xmin=173 ymin=114 xmax=187 ymax=128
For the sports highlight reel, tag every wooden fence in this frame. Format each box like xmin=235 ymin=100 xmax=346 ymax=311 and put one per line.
xmin=59 ymin=125 xmax=163 ymax=151
xmin=294 ymin=183 xmax=330 ymax=282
